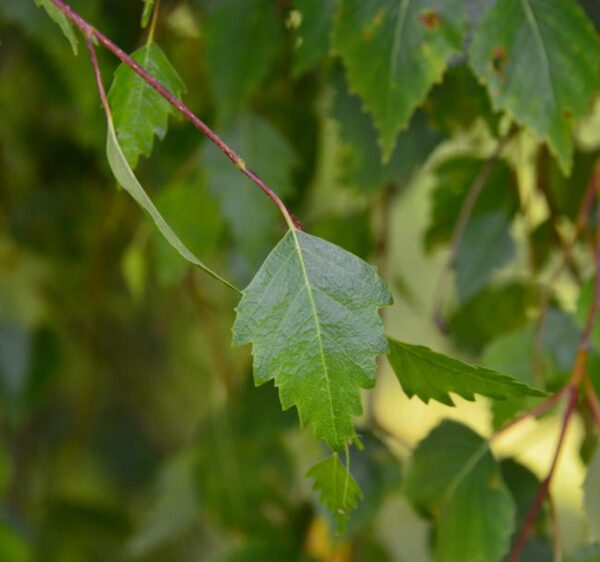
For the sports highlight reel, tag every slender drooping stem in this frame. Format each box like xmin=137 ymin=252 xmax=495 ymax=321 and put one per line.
xmin=49 ymin=0 xmax=301 ymax=232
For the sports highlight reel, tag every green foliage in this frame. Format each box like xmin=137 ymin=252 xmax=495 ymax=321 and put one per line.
xmin=140 ymin=0 xmax=154 ymax=28
xmin=233 ymin=230 xmax=391 ymax=450
xmin=33 ymin=0 xmax=78 ymax=54
xmin=405 ymin=421 xmax=515 ymax=562
xmin=388 ymin=338 xmax=545 ymax=407
xmin=108 ymin=42 xmax=185 ymax=168
xmin=334 ymin=0 xmax=465 ymax=159
xmin=307 ymin=453 xmax=363 ymax=533
xmin=470 ymin=0 xmax=600 ymax=173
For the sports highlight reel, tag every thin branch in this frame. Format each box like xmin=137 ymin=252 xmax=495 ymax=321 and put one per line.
xmin=49 ymin=0 xmax=301 ymax=232
xmin=432 ymin=128 xmax=516 ymax=331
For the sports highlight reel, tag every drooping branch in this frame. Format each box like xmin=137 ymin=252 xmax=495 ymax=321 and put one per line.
xmin=48 ymin=0 xmax=301 ymax=231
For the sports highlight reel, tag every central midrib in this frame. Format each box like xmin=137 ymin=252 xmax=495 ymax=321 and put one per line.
xmin=291 ymin=230 xmax=339 ymax=447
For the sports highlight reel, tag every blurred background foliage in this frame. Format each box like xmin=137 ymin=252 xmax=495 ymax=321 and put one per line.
xmin=0 ymin=0 xmax=600 ymax=561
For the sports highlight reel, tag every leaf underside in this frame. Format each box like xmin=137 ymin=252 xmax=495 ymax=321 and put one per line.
xmin=233 ymin=229 xmax=392 ymax=451
xmin=387 ymin=338 xmax=546 ymax=406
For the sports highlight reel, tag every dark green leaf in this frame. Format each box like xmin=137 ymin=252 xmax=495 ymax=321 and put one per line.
xmin=34 ymin=0 xmax=78 ymax=54
xmin=469 ymin=0 xmax=600 ymax=173
xmin=405 ymin=420 xmax=515 ymax=562
xmin=331 ymin=67 xmax=442 ymax=193
xmin=334 ymin=0 xmax=466 ymax=159
xmin=387 ymin=338 xmax=545 ymax=407
xmin=204 ymin=0 xmax=283 ymax=124
xmin=202 ymin=113 xmax=297 ymax=281
xmin=233 ymin=229 xmax=392 ymax=450
xmin=584 ymin=448 xmax=600 ymax=541
xmin=291 ymin=0 xmax=337 ymax=76
xmin=307 ymin=453 xmax=363 ymax=533
xmin=108 ymin=42 xmax=185 ymax=168
xmin=456 ymin=210 xmax=515 ymax=302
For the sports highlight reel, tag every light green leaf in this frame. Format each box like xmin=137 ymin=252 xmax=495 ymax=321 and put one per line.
xmin=202 ymin=113 xmax=297 ymax=282
xmin=387 ymin=338 xmax=546 ymax=406
xmin=584 ymin=448 xmax=600 ymax=541
xmin=141 ymin=0 xmax=155 ymax=28
xmin=307 ymin=453 xmax=363 ymax=533
xmin=108 ymin=43 xmax=185 ymax=168
xmin=34 ymin=0 xmax=78 ymax=54
xmin=334 ymin=0 xmax=466 ymax=159
xmin=456 ymin=210 xmax=515 ymax=302
xmin=469 ymin=0 xmax=600 ymax=173
xmin=204 ymin=0 xmax=283 ymax=124
xmin=233 ymin=229 xmax=392 ymax=451
xmin=105 ymin=113 xmax=239 ymax=293
xmin=405 ymin=420 xmax=515 ymax=562
xmin=291 ymin=0 xmax=337 ymax=76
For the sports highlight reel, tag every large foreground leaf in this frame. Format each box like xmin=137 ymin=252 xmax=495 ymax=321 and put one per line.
xmin=584 ymin=448 xmax=600 ymax=541
xmin=233 ymin=229 xmax=392 ymax=451
xmin=307 ymin=453 xmax=363 ymax=533
xmin=334 ymin=0 xmax=466 ymax=159
xmin=105 ymin=113 xmax=238 ymax=292
xmin=387 ymin=338 xmax=545 ymax=406
xmin=108 ymin=42 xmax=185 ymax=168
xmin=469 ymin=0 xmax=600 ymax=173
xmin=405 ymin=421 xmax=515 ymax=562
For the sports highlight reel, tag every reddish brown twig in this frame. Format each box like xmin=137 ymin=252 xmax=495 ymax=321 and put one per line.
xmin=49 ymin=0 xmax=301 ymax=231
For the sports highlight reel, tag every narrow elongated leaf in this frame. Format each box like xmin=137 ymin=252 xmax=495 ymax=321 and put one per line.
xmin=387 ymin=338 xmax=545 ymax=406
xmin=233 ymin=229 xmax=392 ymax=450
xmin=105 ymin=113 xmax=239 ymax=293
xmin=34 ymin=0 xmax=78 ymax=54
xmin=334 ymin=0 xmax=466 ymax=159
xmin=307 ymin=453 xmax=363 ymax=533
xmin=584 ymin=448 xmax=600 ymax=541
xmin=469 ymin=0 xmax=600 ymax=173
xmin=141 ymin=0 xmax=155 ymax=28
xmin=108 ymin=43 xmax=185 ymax=168
xmin=204 ymin=0 xmax=283 ymax=124
xmin=405 ymin=420 xmax=515 ymax=562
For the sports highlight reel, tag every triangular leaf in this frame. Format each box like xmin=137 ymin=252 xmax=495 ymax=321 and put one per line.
xmin=233 ymin=229 xmax=392 ymax=451
xmin=34 ymin=0 xmax=78 ymax=54
xmin=405 ymin=420 xmax=515 ymax=562
xmin=307 ymin=453 xmax=363 ymax=533
xmin=584 ymin=448 xmax=600 ymax=541
xmin=469 ymin=0 xmax=600 ymax=173
xmin=334 ymin=0 xmax=466 ymax=159
xmin=387 ymin=338 xmax=546 ymax=406
xmin=108 ymin=42 xmax=185 ymax=168
xmin=105 ymin=111 xmax=239 ymax=293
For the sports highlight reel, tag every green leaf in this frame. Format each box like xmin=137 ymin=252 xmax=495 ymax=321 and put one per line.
xmin=291 ymin=0 xmax=337 ymax=76
xmin=307 ymin=453 xmax=363 ymax=533
xmin=34 ymin=0 xmax=78 ymax=54
xmin=405 ymin=420 xmax=515 ymax=562
xmin=469 ymin=0 xmax=600 ymax=173
xmin=331 ymin=66 xmax=442 ymax=193
xmin=105 ymin=111 xmax=239 ymax=293
xmin=202 ymin=113 xmax=297 ymax=282
xmin=141 ymin=0 xmax=155 ymax=28
xmin=233 ymin=229 xmax=392 ymax=450
xmin=204 ymin=0 xmax=283 ymax=124
xmin=334 ymin=0 xmax=466 ymax=159
xmin=456 ymin=210 xmax=515 ymax=302
xmin=387 ymin=338 xmax=545 ymax=407
xmin=108 ymin=43 xmax=185 ymax=169
xmin=584 ymin=448 xmax=600 ymax=541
